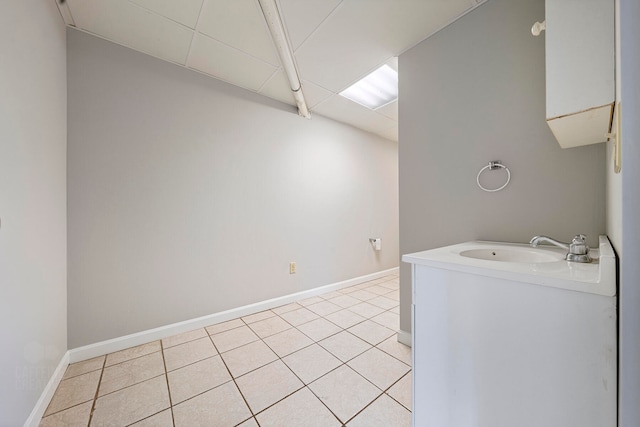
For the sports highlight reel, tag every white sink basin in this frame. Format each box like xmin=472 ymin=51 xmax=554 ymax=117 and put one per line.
xmin=402 ymin=236 xmax=616 ymax=296
xmin=460 ymin=248 xmax=564 ymax=263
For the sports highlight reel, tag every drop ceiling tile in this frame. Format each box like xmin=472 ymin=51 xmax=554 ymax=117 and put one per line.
xmin=313 ymin=95 xmax=397 ymax=140
xmin=67 ymin=0 xmax=193 ymax=65
xmin=378 ymin=123 xmax=399 ymax=142
xmin=278 ymin=0 xmax=343 ymax=50
xmin=188 ymin=33 xmax=277 ymax=91
xmin=296 ymin=44 xmax=383 ymax=94
xmin=294 ymin=0 xmax=472 ymax=91
xmin=386 ymin=57 xmax=399 ymax=72
xmin=301 ymin=80 xmax=333 ymax=109
xmin=376 ymin=100 xmax=398 ymax=121
xmin=62 ymin=0 xmax=481 ymax=140
xmin=259 ymin=71 xmax=295 ymax=106
xmin=129 ymin=0 xmax=204 ymax=28
xmin=197 ymin=0 xmax=280 ymax=66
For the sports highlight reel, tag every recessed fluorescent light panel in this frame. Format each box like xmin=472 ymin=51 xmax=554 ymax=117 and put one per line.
xmin=339 ymin=64 xmax=398 ymax=110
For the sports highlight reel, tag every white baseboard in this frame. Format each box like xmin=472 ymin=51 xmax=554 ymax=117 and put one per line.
xmin=23 ymin=350 xmax=70 ymax=427
xmin=69 ymin=267 xmax=399 ymax=363
xmin=397 ymin=329 xmax=412 ymax=347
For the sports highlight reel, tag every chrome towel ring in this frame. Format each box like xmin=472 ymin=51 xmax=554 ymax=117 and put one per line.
xmin=477 ymin=161 xmax=511 ymax=192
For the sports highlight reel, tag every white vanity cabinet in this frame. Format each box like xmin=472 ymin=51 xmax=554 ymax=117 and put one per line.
xmin=545 ymin=0 xmax=615 ymax=148
xmin=403 ymin=238 xmax=617 ymax=427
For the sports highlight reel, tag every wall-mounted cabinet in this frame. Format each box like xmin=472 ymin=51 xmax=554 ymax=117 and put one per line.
xmin=545 ymin=0 xmax=615 ymax=148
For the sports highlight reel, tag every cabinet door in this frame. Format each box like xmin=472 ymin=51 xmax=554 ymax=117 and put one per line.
xmin=547 ymin=103 xmax=613 ymax=148
xmin=545 ymin=0 xmax=614 ymax=120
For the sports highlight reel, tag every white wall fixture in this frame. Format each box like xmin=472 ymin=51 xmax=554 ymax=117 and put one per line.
xmin=257 ymin=0 xmax=310 ymax=118
xmin=531 ymin=20 xmax=546 ymax=36
xmin=369 ymin=238 xmax=382 ymax=251
xmin=544 ymin=0 xmax=615 ymax=148
xmin=476 ymin=160 xmax=511 ymax=192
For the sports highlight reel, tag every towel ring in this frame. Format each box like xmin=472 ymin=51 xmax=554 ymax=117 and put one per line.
xmin=477 ymin=161 xmax=510 ymax=192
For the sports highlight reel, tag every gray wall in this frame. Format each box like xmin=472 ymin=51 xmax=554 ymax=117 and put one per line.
xmin=67 ymin=29 xmax=399 ymax=348
xmin=398 ymin=0 xmax=605 ymax=334
xmin=619 ymin=0 xmax=640 ymax=423
xmin=0 ymin=1 xmax=67 ymax=425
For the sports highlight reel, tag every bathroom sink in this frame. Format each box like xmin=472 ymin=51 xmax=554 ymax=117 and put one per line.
xmin=460 ymin=248 xmax=564 ymax=263
xmin=402 ymin=236 xmax=616 ymax=297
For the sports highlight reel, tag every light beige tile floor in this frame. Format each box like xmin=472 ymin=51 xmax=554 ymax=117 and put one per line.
xmin=40 ymin=274 xmax=411 ymax=426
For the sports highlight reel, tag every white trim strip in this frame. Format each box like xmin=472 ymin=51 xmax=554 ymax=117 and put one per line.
xmin=68 ymin=267 xmax=399 ymax=363
xmin=23 ymin=351 xmax=70 ymax=427
xmin=397 ymin=329 xmax=412 ymax=347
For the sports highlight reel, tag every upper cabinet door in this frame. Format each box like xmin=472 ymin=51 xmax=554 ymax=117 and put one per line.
xmin=545 ymin=0 xmax=615 ymax=148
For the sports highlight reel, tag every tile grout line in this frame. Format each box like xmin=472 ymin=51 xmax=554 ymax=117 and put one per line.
xmin=86 ymin=356 xmax=107 ymax=427
xmin=82 ymin=347 xmax=172 ymax=401
xmin=159 ymin=340 xmax=176 ymax=427
xmin=248 ymin=295 xmax=401 ymax=424
xmin=383 ymin=371 xmax=412 ymax=411
xmin=44 ymin=278 xmax=403 ymax=425
xmin=262 ymin=335 xmax=316 ymax=360
xmin=219 ymin=300 xmax=375 ymax=424
xmin=373 ymin=340 xmax=412 ymax=367
xmin=162 ymin=329 xmax=209 ymax=350
xmin=317 ymin=331 xmax=372 ymax=363
xmin=294 ymin=356 xmax=358 ymax=426
xmin=58 ymin=365 xmax=103 ymax=381
xmin=40 ymin=359 xmax=105 ymax=420
xmin=104 ymin=347 xmax=162 ymax=369
xmin=40 ymin=400 xmax=93 ymax=420
xmin=157 ymin=329 xmax=397 ymax=416
xmin=262 ymin=289 xmax=401 ymax=367
xmin=123 ymin=408 xmax=171 ymax=427
xmin=164 ymin=328 xmax=284 ymax=408
xmin=340 ymin=351 xmax=412 ymax=424
xmin=301 ymin=318 xmax=405 ymax=424
xmin=97 ymin=372 xmax=167 ymax=399
xmin=206 ymin=330 xmax=257 ymax=426
xmin=246 ymin=311 xmax=346 ymax=425
xmin=341 ymin=389 xmax=386 ymax=425
xmin=339 ymin=335 xmax=409 ymax=422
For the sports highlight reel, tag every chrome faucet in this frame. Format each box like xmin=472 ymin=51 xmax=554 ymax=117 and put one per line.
xmin=529 ymin=234 xmax=593 ymax=263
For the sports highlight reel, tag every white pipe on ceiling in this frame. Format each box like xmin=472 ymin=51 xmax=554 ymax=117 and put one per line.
xmin=56 ymin=0 xmax=76 ymax=26
xmin=258 ymin=0 xmax=311 ymax=119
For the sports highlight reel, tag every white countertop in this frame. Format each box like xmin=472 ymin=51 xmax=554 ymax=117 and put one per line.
xmin=402 ymin=235 xmax=616 ymax=296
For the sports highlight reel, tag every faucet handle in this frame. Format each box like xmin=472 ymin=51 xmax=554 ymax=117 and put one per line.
xmin=569 ymin=234 xmax=590 ymax=256
xmin=572 ymin=234 xmax=587 ymax=244
xmin=566 ymin=234 xmax=592 ymax=262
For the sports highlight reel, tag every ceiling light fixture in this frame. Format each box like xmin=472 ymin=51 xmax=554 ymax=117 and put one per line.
xmin=258 ymin=0 xmax=311 ymax=119
xmin=339 ymin=64 xmax=398 ymax=110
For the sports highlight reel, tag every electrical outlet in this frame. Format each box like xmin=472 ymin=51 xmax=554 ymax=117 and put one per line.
xmin=289 ymin=262 xmax=296 ymax=274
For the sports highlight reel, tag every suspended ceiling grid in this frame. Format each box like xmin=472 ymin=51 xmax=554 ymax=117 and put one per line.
xmin=57 ymin=0 xmax=486 ymax=142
